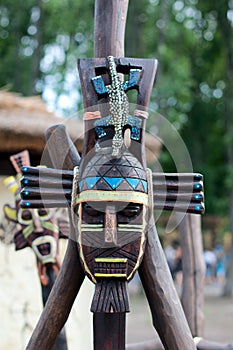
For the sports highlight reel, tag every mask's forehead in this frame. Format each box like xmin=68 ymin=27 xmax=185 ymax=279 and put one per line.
xmin=76 ymin=149 xmax=148 ymax=209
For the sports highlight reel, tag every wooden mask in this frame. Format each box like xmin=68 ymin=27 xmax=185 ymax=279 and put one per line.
xmin=20 ymin=56 xmax=204 ymax=314
xmin=3 ymin=151 xmax=68 ymax=286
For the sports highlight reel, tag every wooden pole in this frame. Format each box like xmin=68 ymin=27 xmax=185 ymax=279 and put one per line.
xmin=40 ymin=266 xmax=68 ymax=350
xmin=139 ymin=214 xmax=196 ymax=350
xmin=93 ymin=1 xmax=129 ymax=349
xmin=94 ymin=0 xmax=129 ymax=57
xmin=94 ymin=314 xmax=126 ymax=350
xmin=177 ymin=213 xmax=205 ymax=337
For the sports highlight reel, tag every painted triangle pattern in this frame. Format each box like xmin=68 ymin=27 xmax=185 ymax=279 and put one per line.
xmin=126 ymin=178 xmax=140 ymax=190
xmin=141 ymin=180 xmax=148 ymax=192
xmin=80 ymin=177 xmax=147 ymax=192
xmin=103 ymin=177 xmax=124 ymax=189
xmin=85 ymin=177 xmax=101 ymax=189
xmin=79 ymin=150 xmax=148 ymax=193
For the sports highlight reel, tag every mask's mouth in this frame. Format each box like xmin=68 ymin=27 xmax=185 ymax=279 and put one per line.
xmin=31 ymin=235 xmax=57 ymax=264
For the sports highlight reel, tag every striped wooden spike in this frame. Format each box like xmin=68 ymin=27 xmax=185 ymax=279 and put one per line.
xmin=20 ymin=199 xmax=70 ymax=209
xmin=20 ymin=165 xmax=74 ymax=208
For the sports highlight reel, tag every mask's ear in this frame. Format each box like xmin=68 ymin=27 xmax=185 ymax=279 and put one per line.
xmin=14 ymin=230 xmax=29 ymax=250
xmin=3 ymin=204 xmax=17 ymax=223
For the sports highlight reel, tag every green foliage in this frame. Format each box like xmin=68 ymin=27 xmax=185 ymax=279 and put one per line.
xmin=0 ymin=0 xmax=94 ymax=112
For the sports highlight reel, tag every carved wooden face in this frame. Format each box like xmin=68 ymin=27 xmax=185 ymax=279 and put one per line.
xmin=80 ymin=201 xmax=144 ymax=247
xmin=15 ymin=202 xmax=60 ymax=266
xmin=74 ymin=149 xmax=149 ymax=283
xmin=77 ymin=201 xmax=148 ymax=283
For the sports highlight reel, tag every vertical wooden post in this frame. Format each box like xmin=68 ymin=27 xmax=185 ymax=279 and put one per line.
xmin=93 ymin=1 xmax=129 ymax=349
xmin=139 ymin=214 xmax=197 ymax=350
xmin=94 ymin=314 xmax=126 ymax=350
xmin=94 ymin=0 xmax=129 ymax=57
xmin=177 ymin=213 xmax=205 ymax=337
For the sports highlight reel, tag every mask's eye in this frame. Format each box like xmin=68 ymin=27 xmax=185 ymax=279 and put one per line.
xmin=36 ymin=208 xmax=52 ymax=221
xmin=17 ymin=208 xmax=33 ymax=225
xmin=83 ymin=203 xmax=100 ymax=216
xmin=21 ymin=210 xmax=32 ymax=220
xmin=38 ymin=209 xmax=48 ymax=216
xmin=119 ymin=203 xmax=142 ymax=217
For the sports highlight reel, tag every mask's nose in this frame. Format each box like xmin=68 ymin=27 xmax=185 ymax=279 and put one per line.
xmin=104 ymin=204 xmax=117 ymax=246
xmin=32 ymin=211 xmax=44 ymax=233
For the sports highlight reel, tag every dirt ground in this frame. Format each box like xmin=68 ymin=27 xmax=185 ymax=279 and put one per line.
xmin=126 ymin=283 xmax=233 ymax=346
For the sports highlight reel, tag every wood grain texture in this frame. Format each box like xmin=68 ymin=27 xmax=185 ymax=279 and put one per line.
xmin=91 ymin=279 xmax=129 ymax=313
xmin=45 ymin=124 xmax=81 ymax=170
xmin=139 ymin=214 xmax=196 ymax=350
xmin=94 ymin=313 xmax=126 ymax=350
xmin=94 ymin=0 xmax=129 ymax=58
xmin=177 ymin=213 xmax=205 ymax=337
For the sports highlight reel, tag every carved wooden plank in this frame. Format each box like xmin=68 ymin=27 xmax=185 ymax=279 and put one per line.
xmin=77 ymin=57 xmax=157 ymax=167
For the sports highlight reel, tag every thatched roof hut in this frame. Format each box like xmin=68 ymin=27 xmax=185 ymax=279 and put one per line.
xmin=0 ymin=91 xmax=82 ymax=174
xmin=0 ymin=90 xmax=161 ymax=174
